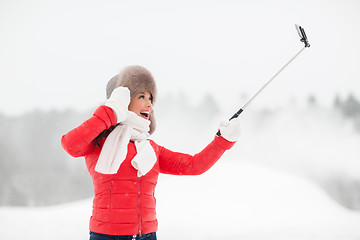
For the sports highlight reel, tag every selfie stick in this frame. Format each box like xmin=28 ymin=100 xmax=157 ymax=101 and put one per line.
xmin=216 ymin=24 xmax=310 ymax=136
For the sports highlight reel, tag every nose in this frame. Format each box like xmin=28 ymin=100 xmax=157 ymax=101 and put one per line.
xmin=146 ymin=99 xmax=152 ymax=108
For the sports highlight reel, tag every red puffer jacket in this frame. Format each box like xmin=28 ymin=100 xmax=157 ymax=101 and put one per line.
xmin=61 ymin=106 xmax=235 ymax=236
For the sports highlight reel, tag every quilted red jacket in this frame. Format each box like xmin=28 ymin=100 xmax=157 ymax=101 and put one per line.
xmin=61 ymin=105 xmax=235 ymax=236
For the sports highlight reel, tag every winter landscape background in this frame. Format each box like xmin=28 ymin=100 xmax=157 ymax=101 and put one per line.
xmin=1 ymin=0 xmax=360 ymax=239
xmin=1 ymin=94 xmax=360 ymax=239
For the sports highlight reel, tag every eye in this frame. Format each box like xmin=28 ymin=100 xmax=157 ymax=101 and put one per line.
xmin=139 ymin=95 xmax=145 ymax=99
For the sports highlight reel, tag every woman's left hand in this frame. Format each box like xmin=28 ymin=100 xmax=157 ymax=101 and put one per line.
xmin=218 ymin=118 xmax=241 ymax=142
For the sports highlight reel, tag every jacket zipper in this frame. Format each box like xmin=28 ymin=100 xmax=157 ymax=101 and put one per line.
xmin=137 ymin=176 xmax=142 ymax=236
xmin=109 ymin=180 xmax=113 ymax=214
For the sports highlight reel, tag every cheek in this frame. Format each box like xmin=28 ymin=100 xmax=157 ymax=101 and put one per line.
xmin=128 ymin=101 xmax=142 ymax=112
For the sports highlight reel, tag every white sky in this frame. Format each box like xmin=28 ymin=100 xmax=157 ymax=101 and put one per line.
xmin=1 ymin=0 xmax=360 ymax=115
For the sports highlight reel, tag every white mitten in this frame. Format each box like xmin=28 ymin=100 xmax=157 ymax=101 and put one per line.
xmin=105 ymin=86 xmax=131 ymax=123
xmin=219 ymin=117 xmax=241 ymax=142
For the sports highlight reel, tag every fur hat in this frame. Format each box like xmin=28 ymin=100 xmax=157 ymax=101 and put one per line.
xmin=106 ymin=65 xmax=157 ymax=134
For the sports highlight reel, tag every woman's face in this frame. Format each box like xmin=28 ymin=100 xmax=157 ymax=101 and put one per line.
xmin=128 ymin=91 xmax=153 ymax=120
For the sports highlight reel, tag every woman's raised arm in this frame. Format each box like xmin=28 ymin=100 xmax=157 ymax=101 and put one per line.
xmin=61 ymin=105 xmax=117 ymax=157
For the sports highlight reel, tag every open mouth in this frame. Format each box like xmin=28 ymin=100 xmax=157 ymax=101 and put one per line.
xmin=140 ymin=111 xmax=150 ymax=119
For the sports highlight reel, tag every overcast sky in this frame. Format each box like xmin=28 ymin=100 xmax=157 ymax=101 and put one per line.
xmin=1 ymin=0 xmax=359 ymax=115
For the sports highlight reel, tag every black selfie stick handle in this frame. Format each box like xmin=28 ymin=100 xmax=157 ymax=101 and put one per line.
xmin=216 ymin=108 xmax=243 ymax=136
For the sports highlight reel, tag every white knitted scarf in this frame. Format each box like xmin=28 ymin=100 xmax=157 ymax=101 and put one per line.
xmin=95 ymin=112 xmax=157 ymax=176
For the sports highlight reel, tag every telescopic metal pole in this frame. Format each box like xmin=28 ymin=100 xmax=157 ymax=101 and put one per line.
xmin=217 ymin=24 xmax=310 ymax=136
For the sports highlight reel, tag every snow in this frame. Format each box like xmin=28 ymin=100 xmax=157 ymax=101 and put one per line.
xmin=1 ymin=161 xmax=359 ymax=240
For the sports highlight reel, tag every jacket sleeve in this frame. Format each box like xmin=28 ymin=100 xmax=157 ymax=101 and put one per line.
xmin=61 ymin=105 xmax=117 ymax=158
xmin=158 ymin=136 xmax=235 ymax=175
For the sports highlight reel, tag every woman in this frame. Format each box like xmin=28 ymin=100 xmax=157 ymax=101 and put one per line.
xmin=61 ymin=65 xmax=241 ymax=240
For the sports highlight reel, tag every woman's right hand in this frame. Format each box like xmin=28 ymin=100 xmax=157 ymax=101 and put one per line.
xmin=105 ymin=86 xmax=131 ymax=123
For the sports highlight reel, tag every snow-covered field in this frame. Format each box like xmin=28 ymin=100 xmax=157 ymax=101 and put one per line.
xmin=1 ymin=161 xmax=359 ymax=240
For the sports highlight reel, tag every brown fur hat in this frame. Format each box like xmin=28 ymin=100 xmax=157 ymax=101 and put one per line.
xmin=106 ymin=65 xmax=157 ymax=134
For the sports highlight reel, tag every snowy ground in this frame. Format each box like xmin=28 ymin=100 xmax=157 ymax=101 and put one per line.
xmin=1 ymin=161 xmax=359 ymax=240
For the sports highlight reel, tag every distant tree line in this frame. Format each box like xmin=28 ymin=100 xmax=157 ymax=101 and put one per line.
xmin=333 ymin=93 xmax=360 ymax=132
xmin=306 ymin=92 xmax=360 ymax=132
xmin=307 ymin=92 xmax=360 ymax=210
xmin=0 ymin=109 xmax=93 ymax=206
